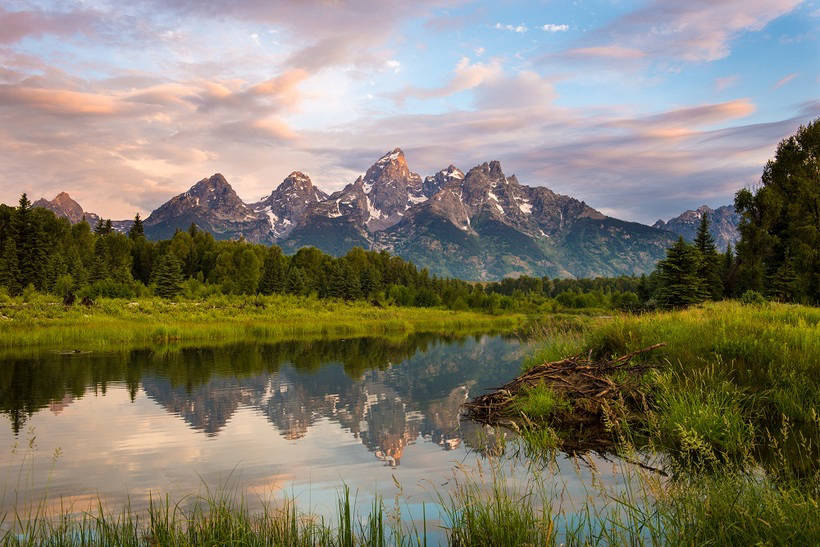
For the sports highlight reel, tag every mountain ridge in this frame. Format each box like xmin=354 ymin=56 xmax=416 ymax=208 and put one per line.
xmin=653 ymin=204 xmax=740 ymax=251
xmin=31 ymin=148 xmax=680 ymax=279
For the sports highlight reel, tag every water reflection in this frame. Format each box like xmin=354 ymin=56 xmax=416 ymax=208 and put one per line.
xmin=0 ymin=333 xmax=527 ymax=466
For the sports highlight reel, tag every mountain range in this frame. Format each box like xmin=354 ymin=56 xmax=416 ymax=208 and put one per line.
xmin=653 ymin=205 xmax=741 ymax=251
xmin=30 ymin=148 xmax=738 ymax=280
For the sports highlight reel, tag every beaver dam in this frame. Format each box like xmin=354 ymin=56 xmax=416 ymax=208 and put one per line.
xmin=462 ymin=343 xmax=667 ymax=453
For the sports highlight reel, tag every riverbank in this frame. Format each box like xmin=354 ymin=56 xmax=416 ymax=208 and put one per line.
xmin=522 ymin=300 xmax=819 ymax=460
xmin=0 ymin=293 xmax=527 ymax=350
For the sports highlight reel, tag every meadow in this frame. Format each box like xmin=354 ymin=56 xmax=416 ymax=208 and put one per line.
xmin=0 ymin=292 xmax=526 ymax=351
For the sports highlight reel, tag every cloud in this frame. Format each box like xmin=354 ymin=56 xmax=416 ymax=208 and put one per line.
xmin=0 ymin=6 xmax=97 ymax=44
xmin=0 ymin=85 xmax=122 ymax=115
xmin=541 ymin=24 xmax=568 ymax=32
xmin=773 ymin=73 xmax=798 ymax=89
xmin=559 ymin=0 xmax=801 ymax=63
xmin=563 ymin=46 xmax=646 ymax=60
xmin=390 ymin=57 xmax=502 ymax=103
xmin=495 ymin=23 xmax=527 ymax=33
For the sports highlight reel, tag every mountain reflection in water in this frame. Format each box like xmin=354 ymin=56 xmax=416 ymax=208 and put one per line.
xmin=1 ymin=333 xmax=529 ymax=467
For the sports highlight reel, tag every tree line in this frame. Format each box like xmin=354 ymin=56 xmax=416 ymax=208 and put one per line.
xmin=1 ymin=119 xmax=815 ymax=310
xmin=0 ymin=198 xmax=529 ymax=312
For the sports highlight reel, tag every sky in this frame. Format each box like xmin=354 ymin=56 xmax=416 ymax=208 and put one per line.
xmin=0 ymin=0 xmax=818 ymax=224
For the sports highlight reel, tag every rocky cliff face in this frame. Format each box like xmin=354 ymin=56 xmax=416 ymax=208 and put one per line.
xmin=653 ymin=204 xmax=740 ymax=251
xmin=374 ymin=159 xmax=671 ymax=279
xmin=251 ymin=171 xmax=328 ymax=239
xmin=143 ymin=173 xmax=273 ymax=243
xmin=36 ymin=148 xmax=682 ymax=279
xmin=33 ymin=192 xmax=100 ymax=225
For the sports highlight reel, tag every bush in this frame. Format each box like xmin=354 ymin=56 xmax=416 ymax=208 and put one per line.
xmin=81 ymin=280 xmax=138 ymax=299
xmin=54 ymin=274 xmax=74 ymax=298
xmin=741 ymin=290 xmax=767 ymax=305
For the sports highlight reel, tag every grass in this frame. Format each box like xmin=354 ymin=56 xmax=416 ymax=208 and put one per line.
xmin=511 ymin=384 xmax=572 ymax=422
xmin=521 ymin=301 xmax=819 ymax=472
xmin=4 ymin=454 xmax=817 ymax=546
xmin=0 ymin=293 xmax=526 ymax=351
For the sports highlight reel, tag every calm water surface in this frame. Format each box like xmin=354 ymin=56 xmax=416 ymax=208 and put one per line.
xmin=0 ymin=333 xmax=633 ymax=531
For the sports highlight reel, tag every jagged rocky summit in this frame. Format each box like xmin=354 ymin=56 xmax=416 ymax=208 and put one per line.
xmin=33 ymin=148 xmax=680 ymax=280
xmin=653 ymin=204 xmax=740 ymax=251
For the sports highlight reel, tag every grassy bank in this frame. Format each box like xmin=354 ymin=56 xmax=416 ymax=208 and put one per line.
xmin=522 ymin=301 xmax=819 ymax=468
xmin=0 ymin=293 xmax=526 ymax=350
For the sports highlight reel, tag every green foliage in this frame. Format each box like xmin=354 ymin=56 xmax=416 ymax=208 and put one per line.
xmin=512 ymin=384 xmax=571 ymax=422
xmin=734 ymin=118 xmax=819 ymax=304
xmin=0 ymin=237 xmax=21 ymax=295
xmin=741 ymin=289 xmax=767 ymax=305
xmin=152 ymin=253 xmax=184 ymax=298
xmin=694 ymin=213 xmax=723 ymax=300
xmin=54 ymin=274 xmax=74 ymax=297
xmin=655 ymin=237 xmax=704 ymax=308
xmin=128 ymin=213 xmax=144 ymax=240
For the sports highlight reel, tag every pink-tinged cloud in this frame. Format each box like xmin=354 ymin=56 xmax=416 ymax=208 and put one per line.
xmin=562 ymin=45 xmax=646 ymax=60
xmin=633 ymin=99 xmax=757 ymax=128
xmin=773 ymin=73 xmax=798 ymax=89
xmin=0 ymin=6 xmax=95 ymax=44
xmin=565 ymin=0 xmax=801 ymax=63
xmin=0 ymin=85 xmax=121 ymax=115
xmin=390 ymin=57 xmax=503 ymax=103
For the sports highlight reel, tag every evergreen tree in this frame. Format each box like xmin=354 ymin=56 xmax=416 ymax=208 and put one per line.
xmin=13 ymin=194 xmax=46 ymax=290
xmin=286 ymin=266 xmax=306 ymax=295
xmin=721 ymin=243 xmax=737 ymax=298
xmin=104 ymin=219 xmax=113 ymax=234
xmin=94 ymin=218 xmax=106 ymax=235
xmin=693 ymin=213 xmax=723 ymax=300
xmin=340 ymin=261 xmax=361 ymax=300
xmin=655 ymin=237 xmax=704 ymax=309
xmin=734 ymin=118 xmax=819 ymax=303
xmin=258 ymin=247 xmax=287 ymax=294
xmin=769 ymin=252 xmax=799 ymax=302
xmin=0 ymin=238 xmax=21 ymax=295
xmin=152 ymin=253 xmax=183 ymax=298
xmin=128 ymin=213 xmax=144 ymax=240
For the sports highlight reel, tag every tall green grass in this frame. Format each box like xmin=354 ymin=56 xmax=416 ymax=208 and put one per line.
xmin=523 ymin=301 xmax=819 ymax=473
xmin=0 ymin=293 xmax=526 ymax=350
xmin=6 ymin=454 xmax=814 ymax=545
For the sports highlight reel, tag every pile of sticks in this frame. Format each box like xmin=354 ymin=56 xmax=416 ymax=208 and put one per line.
xmin=462 ymin=343 xmax=666 ymax=437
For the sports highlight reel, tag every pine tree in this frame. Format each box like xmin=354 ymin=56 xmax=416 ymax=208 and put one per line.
xmin=129 ymin=213 xmax=145 ymax=240
xmin=258 ymin=247 xmax=287 ymax=294
xmin=94 ymin=218 xmax=106 ymax=235
xmin=89 ymin=239 xmax=108 ymax=283
xmin=721 ymin=243 xmax=736 ymax=298
xmin=340 ymin=261 xmax=361 ymax=300
xmin=286 ymin=266 xmax=306 ymax=295
xmin=104 ymin=219 xmax=113 ymax=234
xmin=152 ymin=253 xmax=183 ymax=298
xmin=0 ymin=238 xmax=21 ymax=295
xmin=769 ymin=253 xmax=798 ymax=302
xmin=693 ymin=213 xmax=723 ymax=300
xmin=655 ymin=237 xmax=704 ymax=309
xmin=13 ymin=194 xmax=46 ymax=290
